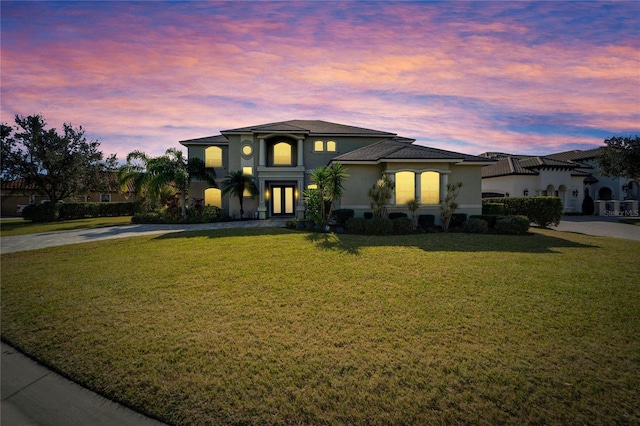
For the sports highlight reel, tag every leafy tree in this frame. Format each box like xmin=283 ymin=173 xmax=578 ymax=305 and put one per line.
xmin=1 ymin=114 xmax=115 ymax=204
xmin=118 ymin=148 xmax=216 ymax=219
xmin=220 ymin=170 xmax=258 ymax=219
xmin=440 ymin=182 xmax=462 ymax=231
xmin=307 ymin=163 xmax=349 ymax=227
xmin=368 ymin=174 xmax=395 ymax=218
xmin=598 ymin=136 xmax=640 ymax=179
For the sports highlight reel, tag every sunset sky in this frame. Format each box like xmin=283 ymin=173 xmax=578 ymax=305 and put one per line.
xmin=1 ymin=1 xmax=639 ymax=160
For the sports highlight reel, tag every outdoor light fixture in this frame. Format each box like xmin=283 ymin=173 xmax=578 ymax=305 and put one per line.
xmin=573 ymin=189 xmax=579 ymax=197
xmin=523 ymin=188 xmax=529 ymax=196
xmin=622 ymin=184 xmax=628 ymax=192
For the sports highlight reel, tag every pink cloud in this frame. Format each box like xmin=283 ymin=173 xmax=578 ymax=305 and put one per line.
xmin=1 ymin=1 xmax=638 ymax=159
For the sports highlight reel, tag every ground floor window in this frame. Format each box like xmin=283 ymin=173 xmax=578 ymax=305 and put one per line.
xmin=204 ymin=188 xmax=221 ymax=207
xmin=100 ymin=193 xmax=111 ymax=203
xmin=421 ymin=172 xmax=440 ymax=204
xmin=395 ymin=171 xmax=415 ymax=205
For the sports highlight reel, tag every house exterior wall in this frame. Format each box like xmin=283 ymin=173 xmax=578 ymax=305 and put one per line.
xmin=182 ymin=123 xmax=489 ymax=221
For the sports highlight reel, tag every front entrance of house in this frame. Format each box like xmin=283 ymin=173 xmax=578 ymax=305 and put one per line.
xmin=271 ymin=185 xmax=295 ymax=216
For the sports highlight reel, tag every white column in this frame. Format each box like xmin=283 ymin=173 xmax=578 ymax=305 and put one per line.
xmin=416 ymin=172 xmax=422 ymax=204
xmin=297 ymin=138 xmax=304 ymax=167
xmin=259 ymin=138 xmax=266 ymax=166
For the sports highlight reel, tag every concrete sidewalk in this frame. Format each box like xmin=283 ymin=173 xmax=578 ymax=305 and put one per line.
xmin=1 ymin=341 xmax=166 ymax=426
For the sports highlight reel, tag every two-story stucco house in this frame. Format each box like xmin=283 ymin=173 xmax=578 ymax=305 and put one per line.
xmin=180 ymin=120 xmax=494 ymax=223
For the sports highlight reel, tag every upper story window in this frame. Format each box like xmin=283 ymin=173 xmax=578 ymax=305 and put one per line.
xmin=242 ymin=144 xmax=253 ymax=157
xmin=314 ymin=140 xmax=337 ymax=152
xmin=395 ymin=171 xmax=415 ymax=205
xmin=205 ymin=146 xmax=222 ymax=168
xmin=421 ymin=172 xmax=440 ymax=204
xmin=273 ymin=142 xmax=292 ymax=166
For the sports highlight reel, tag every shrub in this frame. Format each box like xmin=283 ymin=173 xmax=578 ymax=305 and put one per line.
xmin=132 ymin=212 xmax=166 ymax=224
xmin=417 ymin=214 xmax=435 ymax=231
xmin=345 ymin=218 xmax=367 ymax=234
xmin=199 ymin=206 xmax=223 ymax=222
xmin=483 ymin=197 xmax=562 ymax=228
xmin=495 ymin=215 xmax=530 ymax=235
xmin=450 ymin=213 xmax=468 ymax=229
xmin=388 ymin=212 xmax=408 ymax=220
xmin=365 ymin=217 xmax=393 ymax=235
xmin=392 ymin=217 xmax=414 ymax=234
xmin=482 ymin=203 xmax=506 ymax=215
xmin=332 ymin=209 xmax=355 ymax=226
xmin=469 ymin=214 xmax=504 ymax=229
xmin=22 ymin=203 xmax=60 ymax=222
xmin=582 ymin=195 xmax=595 ymax=215
xmin=363 ymin=212 xmax=373 ymax=220
xmin=464 ymin=218 xmax=489 ymax=234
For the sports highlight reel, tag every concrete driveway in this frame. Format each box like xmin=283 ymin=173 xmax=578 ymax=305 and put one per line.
xmin=549 ymin=215 xmax=640 ymax=241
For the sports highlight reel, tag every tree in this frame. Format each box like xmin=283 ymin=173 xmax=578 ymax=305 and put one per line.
xmin=307 ymin=163 xmax=348 ymax=227
xmin=440 ymin=182 xmax=462 ymax=231
xmin=220 ymin=170 xmax=258 ymax=219
xmin=118 ymin=148 xmax=216 ymax=219
xmin=598 ymin=136 xmax=640 ymax=179
xmin=1 ymin=114 xmax=114 ymax=204
xmin=368 ymin=174 xmax=395 ymax=218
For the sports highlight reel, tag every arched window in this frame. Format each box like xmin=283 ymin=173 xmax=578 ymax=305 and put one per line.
xmin=273 ymin=142 xmax=292 ymax=166
xmin=314 ymin=140 xmax=324 ymax=152
xmin=421 ymin=172 xmax=440 ymax=204
xmin=204 ymin=188 xmax=221 ymax=207
xmin=205 ymin=147 xmax=222 ymax=168
xmin=326 ymin=141 xmax=336 ymax=152
xmin=395 ymin=171 xmax=415 ymax=205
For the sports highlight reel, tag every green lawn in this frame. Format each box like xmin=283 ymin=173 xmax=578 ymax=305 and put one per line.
xmin=1 ymin=228 xmax=639 ymax=425
xmin=0 ymin=216 xmax=132 ymax=236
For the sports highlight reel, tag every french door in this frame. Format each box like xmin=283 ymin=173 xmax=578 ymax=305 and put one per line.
xmin=271 ymin=185 xmax=295 ymax=215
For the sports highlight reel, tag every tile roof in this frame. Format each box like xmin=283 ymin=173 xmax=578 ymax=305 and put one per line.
xmin=332 ymin=137 xmax=494 ymax=164
xmin=221 ymin=120 xmax=397 ymax=137
xmin=546 ymin=147 xmax=605 ymax=162
xmin=482 ymin=155 xmax=579 ymax=178
xmin=179 ymin=134 xmax=229 ymax=146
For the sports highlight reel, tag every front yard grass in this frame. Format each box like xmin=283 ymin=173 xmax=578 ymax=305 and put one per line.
xmin=0 ymin=216 xmax=132 ymax=236
xmin=1 ymin=228 xmax=639 ymax=425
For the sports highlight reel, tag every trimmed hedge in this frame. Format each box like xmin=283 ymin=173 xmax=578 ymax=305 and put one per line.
xmin=392 ymin=217 xmax=414 ymax=234
xmin=417 ymin=214 xmax=435 ymax=231
xmin=483 ymin=197 xmax=562 ymax=228
xmin=388 ymin=212 xmax=408 ymax=220
xmin=464 ymin=218 xmax=489 ymax=234
xmin=495 ymin=215 xmax=530 ymax=235
xmin=345 ymin=217 xmax=367 ymax=234
xmin=332 ymin=209 xmax=355 ymax=226
xmin=469 ymin=214 xmax=504 ymax=229
xmin=23 ymin=202 xmax=140 ymax=222
xmin=366 ymin=217 xmax=393 ymax=235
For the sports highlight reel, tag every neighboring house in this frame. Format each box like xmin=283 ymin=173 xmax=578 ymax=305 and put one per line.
xmin=480 ymin=148 xmax=639 ymax=214
xmin=180 ymin=120 xmax=494 ymax=223
xmin=0 ymin=175 xmax=136 ymax=217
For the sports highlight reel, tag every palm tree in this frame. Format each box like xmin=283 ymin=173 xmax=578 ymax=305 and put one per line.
xmin=119 ymin=148 xmax=216 ymax=219
xmin=308 ymin=162 xmax=348 ymax=227
xmin=220 ymin=170 xmax=258 ymax=219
